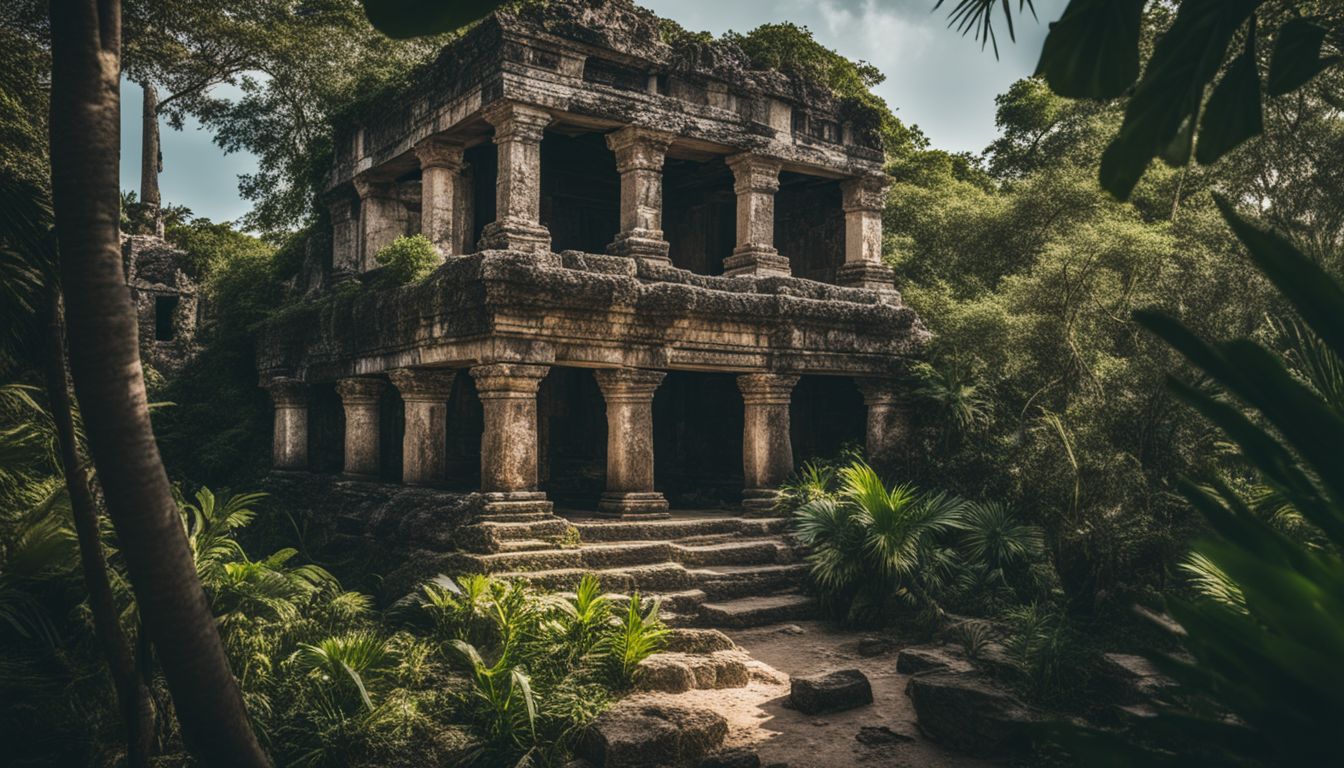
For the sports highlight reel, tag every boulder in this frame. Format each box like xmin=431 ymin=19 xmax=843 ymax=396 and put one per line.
xmin=635 ymin=651 xmax=751 ymax=693
xmin=906 ymin=671 xmax=1036 ymax=756
xmin=581 ymin=698 xmax=728 ymax=768
xmin=789 ymin=669 xmax=873 ymax=714
xmin=856 ymin=637 xmax=896 ymax=657
xmin=895 ymin=645 xmax=972 ymax=675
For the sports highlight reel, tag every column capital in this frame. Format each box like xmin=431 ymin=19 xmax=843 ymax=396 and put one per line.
xmin=841 ymin=175 xmax=890 ymax=213
xmin=388 ymin=367 xmax=457 ymax=402
xmin=727 ymin=153 xmax=782 ymax=195
xmin=482 ymin=100 xmax=553 ymax=144
xmin=470 ymin=363 xmax=550 ymax=397
xmin=352 ymin=173 xmax=395 ymax=201
xmin=264 ymin=376 xmax=308 ymax=406
xmin=336 ymin=377 xmax=387 ymax=404
xmin=855 ymin=378 xmax=904 ymax=407
xmin=594 ymin=368 xmax=666 ymax=402
xmin=606 ymin=127 xmax=675 ymax=173
xmin=737 ymin=373 xmax=800 ymax=404
xmin=414 ymin=136 xmax=466 ymax=171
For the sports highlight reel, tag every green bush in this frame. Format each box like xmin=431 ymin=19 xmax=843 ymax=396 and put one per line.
xmin=374 ymin=234 xmax=440 ymax=284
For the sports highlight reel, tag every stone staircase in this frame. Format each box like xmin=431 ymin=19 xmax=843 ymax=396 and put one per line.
xmin=447 ymin=510 xmax=815 ymax=628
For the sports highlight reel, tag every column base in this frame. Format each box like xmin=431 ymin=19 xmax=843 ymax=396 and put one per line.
xmin=478 ymin=220 xmax=551 ymax=253
xmin=724 ymin=247 xmax=791 ymax=278
xmin=481 ymin=491 xmax=555 ymax=516
xmin=608 ymin=231 xmax=671 ymax=263
xmin=598 ymin=491 xmax=671 ymax=518
xmin=741 ymin=488 xmax=783 ymax=515
xmin=837 ymin=261 xmax=896 ymax=290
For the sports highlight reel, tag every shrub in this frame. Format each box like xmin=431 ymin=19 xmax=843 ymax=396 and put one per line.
xmin=374 ymin=234 xmax=440 ymax=284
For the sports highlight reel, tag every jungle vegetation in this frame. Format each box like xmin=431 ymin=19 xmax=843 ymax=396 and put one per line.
xmin=2 ymin=0 xmax=1342 ymax=765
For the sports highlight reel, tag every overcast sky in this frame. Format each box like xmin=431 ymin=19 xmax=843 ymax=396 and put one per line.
xmin=118 ymin=0 xmax=1066 ymax=224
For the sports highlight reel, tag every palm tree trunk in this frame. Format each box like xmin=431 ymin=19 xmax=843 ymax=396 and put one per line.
xmin=46 ymin=1 xmax=269 ymax=764
xmin=44 ymin=292 xmax=155 ymax=768
xmin=138 ymin=80 xmax=162 ymax=235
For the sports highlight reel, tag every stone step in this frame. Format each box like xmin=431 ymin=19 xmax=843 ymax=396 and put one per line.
xmin=455 ymin=517 xmax=575 ymax=552
xmin=496 ymin=538 xmax=561 ymax=553
xmin=499 ymin=562 xmax=695 ymax=594
xmin=691 ymin=562 xmax=810 ymax=599
xmin=446 ymin=537 xmax=791 ymax=574
xmin=568 ymin=515 xmax=789 ymax=543
xmin=696 ymin=593 xmax=816 ymax=628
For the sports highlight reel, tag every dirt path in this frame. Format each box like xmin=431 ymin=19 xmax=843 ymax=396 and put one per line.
xmin=667 ymin=620 xmax=994 ymax=767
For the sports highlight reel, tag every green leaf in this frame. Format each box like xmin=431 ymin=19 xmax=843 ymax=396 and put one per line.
xmin=1099 ymin=0 xmax=1260 ymax=199
xmin=1196 ymin=26 xmax=1263 ymax=165
xmin=1213 ymin=195 xmax=1344 ymax=362
xmin=1268 ymin=18 xmax=1341 ymax=96
xmin=360 ymin=0 xmax=507 ymax=40
xmin=1034 ymin=0 xmax=1146 ymax=98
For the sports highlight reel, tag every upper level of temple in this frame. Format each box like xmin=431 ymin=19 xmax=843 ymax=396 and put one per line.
xmin=323 ymin=0 xmax=898 ymax=290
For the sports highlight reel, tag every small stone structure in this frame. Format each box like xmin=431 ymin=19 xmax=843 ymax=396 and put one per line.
xmin=123 ymin=234 xmax=200 ymax=375
xmin=256 ymin=0 xmax=928 ymax=521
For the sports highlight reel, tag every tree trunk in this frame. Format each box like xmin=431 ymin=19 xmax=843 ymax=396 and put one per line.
xmin=46 ymin=1 xmax=270 ymax=765
xmin=44 ymin=292 xmax=155 ymax=768
xmin=138 ymin=80 xmax=162 ymax=235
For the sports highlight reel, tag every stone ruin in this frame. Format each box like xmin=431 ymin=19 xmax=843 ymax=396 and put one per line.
xmin=123 ymin=234 xmax=200 ymax=376
xmin=255 ymin=0 xmax=929 ymax=527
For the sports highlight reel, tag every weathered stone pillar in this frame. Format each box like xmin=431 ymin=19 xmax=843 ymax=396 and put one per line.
xmin=837 ymin=175 xmax=897 ymax=290
xmin=594 ymin=368 xmax=668 ymax=517
xmin=388 ymin=368 xmax=457 ymax=487
xmin=471 ymin=363 xmax=553 ymax=514
xmin=606 ymin=126 xmax=675 ymax=263
xmin=478 ymin=101 xmax=552 ymax=253
xmin=858 ymin=379 xmax=913 ymax=472
xmin=737 ymin=373 xmax=799 ymax=512
xmin=328 ymin=190 xmax=360 ymax=280
xmin=414 ymin=136 xmax=467 ymax=258
xmin=724 ymin=153 xmax=789 ymax=278
xmin=354 ymin=175 xmax=405 ymax=272
xmin=336 ymin=377 xmax=386 ymax=479
xmin=266 ymin=377 xmax=309 ymax=471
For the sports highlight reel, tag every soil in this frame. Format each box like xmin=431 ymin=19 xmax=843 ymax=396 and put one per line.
xmin=672 ymin=620 xmax=996 ymax=767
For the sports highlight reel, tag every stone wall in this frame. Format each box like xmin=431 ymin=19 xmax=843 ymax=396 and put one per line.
xmin=122 ymin=234 xmax=200 ymax=376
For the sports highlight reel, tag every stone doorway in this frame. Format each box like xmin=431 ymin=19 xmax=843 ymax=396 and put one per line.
xmin=653 ymin=371 xmax=744 ymax=508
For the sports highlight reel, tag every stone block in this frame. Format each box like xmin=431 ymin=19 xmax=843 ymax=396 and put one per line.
xmin=580 ymin=699 xmax=728 ymax=768
xmin=789 ymin=669 xmax=873 ymax=714
xmin=906 ymin=671 xmax=1036 ymax=756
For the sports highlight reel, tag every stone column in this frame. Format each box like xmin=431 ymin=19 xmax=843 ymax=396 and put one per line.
xmin=737 ymin=373 xmax=799 ymax=512
xmin=606 ymin=126 xmax=675 ymax=263
xmin=857 ymin=379 xmax=913 ymax=472
xmin=478 ymin=101 xmax=553 ymax=253
xmin=336 ymin=377 xmax=386 ymax=479
xmin=354 ymin=175 xmax=405 ymax=272
xmin=471 ymin=363 xmax=553 ymax=514
xmin=724 ymin=153 xmax=789 ymax=278
xmin=837 ymin=175 xmax=897 ymax=290
xmin=594 ymin=368 xmax=668 ymax=517
xmin=328 ymin=190 xmax=360 ymax=280
xmin=414 ymin=136 xmax=467 ymax=257
xmin=266 ymin=377 xmax=309 ymax=471
xmin=388 ymin=368 xmax=457 ymax=487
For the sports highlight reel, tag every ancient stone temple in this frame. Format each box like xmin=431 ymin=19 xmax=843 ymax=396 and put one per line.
xmin=257 ymin=0 xmax=927 ymax=624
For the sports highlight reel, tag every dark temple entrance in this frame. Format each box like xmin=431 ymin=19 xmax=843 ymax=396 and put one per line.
xmin=653 ymin=371 xmax=744 ymax=508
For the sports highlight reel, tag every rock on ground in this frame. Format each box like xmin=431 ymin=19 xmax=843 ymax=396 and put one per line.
xmin=905 ymin=671 xmax=1037 ymax=756
xmin=636 ymin=650 xmax=752 ymax=693
xmin=580 ymin=697 xmax=728 ymax=768
xmin=789 ymin=669 xmax=874 ymax=715
xmin=895 ymin=644 xmax=974 ymax=675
